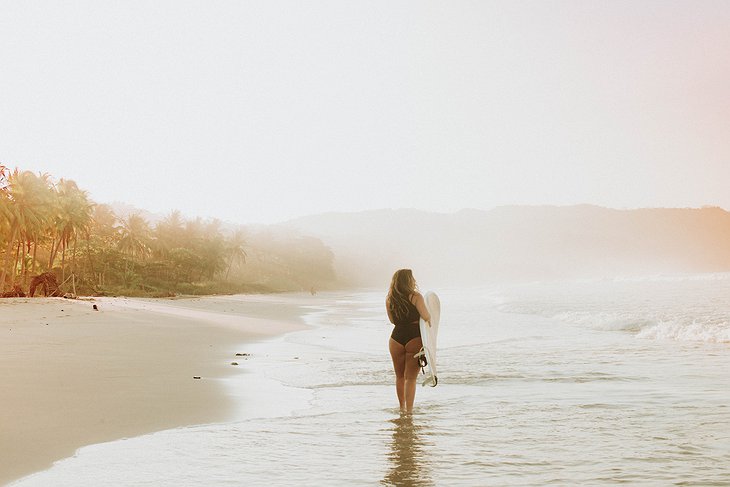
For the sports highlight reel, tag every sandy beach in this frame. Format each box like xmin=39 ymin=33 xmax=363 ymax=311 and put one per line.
xmin=0 ymin=295 xmax=306 ymax=486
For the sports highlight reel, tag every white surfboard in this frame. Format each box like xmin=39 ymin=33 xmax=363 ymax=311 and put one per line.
xmin=416 ymin=291 xmax=440 ymax=387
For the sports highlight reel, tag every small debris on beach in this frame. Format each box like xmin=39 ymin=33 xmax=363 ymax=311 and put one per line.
xmin=293 ymin=356 xmax=299 ymax=360
xmin=193 ymin=376 xmax=201 ymax=380
xmin=235 ymin=353 xmax=250 ymax=357
xmin=231 ymin=362 xmax=239 ymax=366
xmin=93 ymin=304 xmax=98 ymax=311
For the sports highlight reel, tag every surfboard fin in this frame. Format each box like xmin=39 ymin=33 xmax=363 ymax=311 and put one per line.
xmin=422 ymin=375 xmax=437 ymax=387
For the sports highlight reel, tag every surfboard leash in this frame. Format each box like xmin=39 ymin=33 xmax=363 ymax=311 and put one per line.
xmin=414 ymin=348 xmax=428 ymax=372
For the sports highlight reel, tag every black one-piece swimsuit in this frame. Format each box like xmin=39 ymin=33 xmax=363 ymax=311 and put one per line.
xmin=390 ymin=300 xmax=421 ymax=346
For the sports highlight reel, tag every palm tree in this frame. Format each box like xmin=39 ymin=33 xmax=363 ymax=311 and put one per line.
xmin=86 ymin=204 xmax=119 ymax=288
xmin=225 ymin=228 xmax=248 ymax=281
xmin=184 ymin=217 xmax=205 ymax=247
xmin=118 ymin=213 xmax=152 ymax=264
xmin=180 ymin=218 xmax=226 ymax=280
xmin=48 ymin=179 xmax=94 ymax=283
xmin=21 ymin=175 xmax=55 ymax=286
xmin=0 ymin=170 xmax=53 ymax=291
xmin=199 ymin=235 xmax=227 ymax=280
xmin=0 ymin=176 xmax=12 ymax=280
xmin=154 ymin=210 xmax=185 ymax=259
xmin=90 ymin=204 xmax=119 ymax=241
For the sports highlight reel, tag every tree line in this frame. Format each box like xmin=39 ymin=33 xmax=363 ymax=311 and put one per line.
xmin=0 ymin=167 xmax=336 ymax=296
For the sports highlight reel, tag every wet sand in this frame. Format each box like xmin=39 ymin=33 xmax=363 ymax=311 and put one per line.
xmin=0 ymin=296 xmax=305 ymax=485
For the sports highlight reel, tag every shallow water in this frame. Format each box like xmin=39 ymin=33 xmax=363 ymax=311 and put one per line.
xmin=13 ymin=275 xmax=730 ymax=486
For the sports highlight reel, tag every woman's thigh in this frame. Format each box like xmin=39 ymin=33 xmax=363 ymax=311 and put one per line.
xmin=404 ymin=337 xmax=423 ymax=380
xmin=389 ymin=338 xmax=406 ymax=377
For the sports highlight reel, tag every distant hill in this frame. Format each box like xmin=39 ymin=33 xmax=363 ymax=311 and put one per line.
xmin=283 ymin=205 xmax=730 ymax=287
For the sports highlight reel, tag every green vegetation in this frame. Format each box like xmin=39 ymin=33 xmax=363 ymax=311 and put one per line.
xmin=0 ymin=167 xmax=336 ymax=296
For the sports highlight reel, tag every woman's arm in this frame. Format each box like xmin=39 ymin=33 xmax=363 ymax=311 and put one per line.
xmin=411 ymin=293 xmax=431 ymax=324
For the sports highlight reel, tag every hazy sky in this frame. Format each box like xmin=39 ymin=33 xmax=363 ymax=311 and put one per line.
xmin=2 ymin=1 xmax=729 ymax=224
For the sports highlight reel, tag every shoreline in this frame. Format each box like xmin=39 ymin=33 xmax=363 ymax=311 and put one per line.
xmin=1 ymin=295 xmax=308 ymax=486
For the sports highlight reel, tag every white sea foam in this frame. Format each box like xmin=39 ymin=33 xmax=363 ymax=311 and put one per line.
xmin=493 ymin=273 xmax=730 ymax=344
xmin=637 ymin=319 xmax=730 ymax=343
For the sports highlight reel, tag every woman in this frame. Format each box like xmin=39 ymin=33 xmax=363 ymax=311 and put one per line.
xmin=386 ymin=269 xmax=430 ymax=412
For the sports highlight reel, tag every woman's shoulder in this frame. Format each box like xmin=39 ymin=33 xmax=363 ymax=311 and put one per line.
xmin=409 ymin=292 xmax=423 ymax=304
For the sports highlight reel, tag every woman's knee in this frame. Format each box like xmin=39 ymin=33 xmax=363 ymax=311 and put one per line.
xmin=405 ymin=359 xmax=422 ymax=379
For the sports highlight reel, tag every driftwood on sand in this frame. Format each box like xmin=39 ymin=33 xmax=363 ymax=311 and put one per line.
xmin=28 ymin=272 xmax=62 ymax=297
xmin=1 ymin=285 xmax=25 ymax=298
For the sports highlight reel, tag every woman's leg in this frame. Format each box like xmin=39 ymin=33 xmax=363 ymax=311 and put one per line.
xmin=389 ymin=338 xmax=406 ymax=409
xmin=403 ymin=337 xmax=423 ymax=412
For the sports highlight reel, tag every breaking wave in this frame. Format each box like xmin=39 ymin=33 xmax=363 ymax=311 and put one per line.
xmin=494 ymin=274 xmax=730 ymax=344
xmin=636 ymin=319 xmax=730 ymax=343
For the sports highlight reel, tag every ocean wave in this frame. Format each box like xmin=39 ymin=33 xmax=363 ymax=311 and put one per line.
xmin=551 ymin=311 xmax=651 ymax=332
xmin=498 ymin=303 xmax=730 ymax=344
xmin=494 ymin=274 xmax=730 ymax=345
xmin=554 ymin=311 xmax=730 ymax=344
xmin=555 ymin=311 xmax=730 ymax=344
xmin=636 ymin=320 xmax=730 ymax=344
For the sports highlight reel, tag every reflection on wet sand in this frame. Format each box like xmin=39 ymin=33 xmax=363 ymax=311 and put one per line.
xmin=382 ymin=413 xmax=433 ymax=486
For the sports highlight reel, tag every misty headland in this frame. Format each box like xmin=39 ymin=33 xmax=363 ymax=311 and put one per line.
xmin=287 ymin=205 xmax=730 ymax=287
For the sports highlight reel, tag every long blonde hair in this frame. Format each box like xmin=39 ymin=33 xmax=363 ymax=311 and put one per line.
xmin=387 ymin=269 xmax=417 ymax=321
